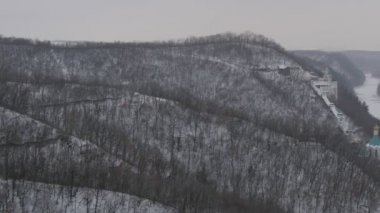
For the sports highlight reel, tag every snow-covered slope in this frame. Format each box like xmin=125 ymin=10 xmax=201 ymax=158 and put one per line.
xmin=1 ymin=33 xmax=380 ymax=212
xmin=0 ymin=178 xmax=175 ymax=213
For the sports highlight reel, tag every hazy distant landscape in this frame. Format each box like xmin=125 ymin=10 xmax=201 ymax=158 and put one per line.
xmin=343 ymin=51 xmax=380 ymax=118
xmin=344 ymin=51 xmax=380 ymax=77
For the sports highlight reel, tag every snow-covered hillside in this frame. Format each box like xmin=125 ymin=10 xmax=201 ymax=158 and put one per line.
xmin=0 ymin=178 xmax=175 ymax=213
xmin=1 ymin=33 xmax=380 ymax=212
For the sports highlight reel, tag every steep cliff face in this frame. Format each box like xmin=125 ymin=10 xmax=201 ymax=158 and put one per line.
xmin=1 ymin=33 xmax=380 ymax=212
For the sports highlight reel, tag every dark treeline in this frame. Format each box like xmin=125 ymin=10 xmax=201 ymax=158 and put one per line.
xmin=336 ymin=85 xmax=379 ymax=135
xmin=0 ymin=32 xmax=285 ymax=53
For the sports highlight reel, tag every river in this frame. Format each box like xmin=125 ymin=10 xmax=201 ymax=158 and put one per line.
xmin=354 ymin=74 xmax=380 ymax=119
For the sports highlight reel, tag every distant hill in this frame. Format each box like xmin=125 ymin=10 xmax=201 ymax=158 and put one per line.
xmin=343 ymin=50 xmax=380 ymax=78
xmin=293 ymin=50 xmax=366 ymax=87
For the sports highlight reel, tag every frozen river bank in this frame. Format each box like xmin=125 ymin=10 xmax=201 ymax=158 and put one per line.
xmin=354 ymin=74 xmax=380 ymax=119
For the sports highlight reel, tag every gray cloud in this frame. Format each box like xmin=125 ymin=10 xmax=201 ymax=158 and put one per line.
xmin=0 ymin=0 xmax=379 ymax=50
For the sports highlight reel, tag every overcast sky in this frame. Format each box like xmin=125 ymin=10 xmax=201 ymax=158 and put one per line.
xmin=1 ymin=0 xmax=379 ymax=50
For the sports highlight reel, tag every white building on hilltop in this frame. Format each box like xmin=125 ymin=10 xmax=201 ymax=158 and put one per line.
xmin=312 ymin=68 xmax=338 ymax=100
